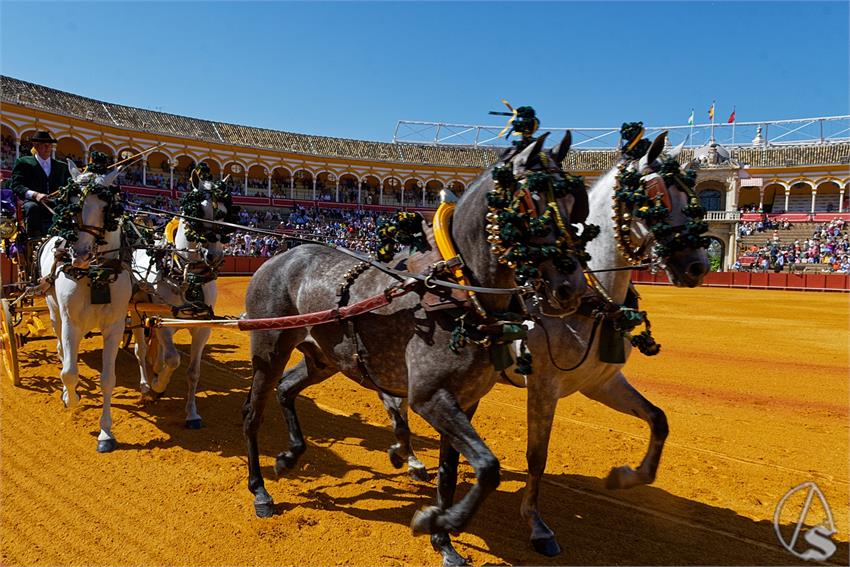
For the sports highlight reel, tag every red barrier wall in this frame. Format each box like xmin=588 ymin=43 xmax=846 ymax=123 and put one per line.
xmin=631 ymin=269 xmax=850 ymax=292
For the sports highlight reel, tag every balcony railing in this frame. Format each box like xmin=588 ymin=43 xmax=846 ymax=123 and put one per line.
xmin=705 ymin=211 xmax=741 ymax=222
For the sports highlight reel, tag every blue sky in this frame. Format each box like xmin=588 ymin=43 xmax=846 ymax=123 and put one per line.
xmin=1 ymin=1 xmax=847 ymax=141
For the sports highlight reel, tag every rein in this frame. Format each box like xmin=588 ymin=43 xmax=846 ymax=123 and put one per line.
xmin=130 ymin=206 xmax=533 ymax=296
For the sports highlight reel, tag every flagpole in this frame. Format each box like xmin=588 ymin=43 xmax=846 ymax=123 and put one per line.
xmin=688 ymin=108 xmax=694 ymax=146
xmin=731 ymin=106 xmax=736 ymax=145
xmin=710 ymin=101 xmax=715 ymax=143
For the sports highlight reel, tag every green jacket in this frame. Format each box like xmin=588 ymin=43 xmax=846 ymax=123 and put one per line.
xmin=9 ymin=155 xmax=71 ymax=202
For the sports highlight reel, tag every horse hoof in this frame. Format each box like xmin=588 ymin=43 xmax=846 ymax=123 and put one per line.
xmin=411 ymin=505 xmax=440 ymax=536
xmin=531 ymin=535 xmax=562 ymax=557
xmin=408 ymin=464 xmax=431 ymax=483
xmin=97 ymin=439 xmax=117 ymax=453
xmin=254 ymin=496 xmax=275 ymax=518
xmin=605 ymin=465 xmax=641 ymax=490
xmin=142 ymin=390 xmax=163 ymax=403
xmin=387 ymin=446 xmax=405 ymax=469
xmin=185 ymin=419 xmax=203 ymax=430
xmin=274 ymin=451 xmax=300 ymax=476
xmin=440 ymin=545 xmax=467 ymax=566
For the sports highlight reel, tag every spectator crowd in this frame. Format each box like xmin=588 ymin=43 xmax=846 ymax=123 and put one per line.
xmin=735 ymin=218 xmax=850 ymax=273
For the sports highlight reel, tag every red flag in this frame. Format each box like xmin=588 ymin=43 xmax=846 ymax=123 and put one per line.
xmin=727 ymin=107 xmax=736 ymax=124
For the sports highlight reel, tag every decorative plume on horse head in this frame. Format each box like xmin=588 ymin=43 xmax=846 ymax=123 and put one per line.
xmin=51 ymin=151 xmax=124 ymax=247
xmin=179 ymin=162 xmax=241 ymax=244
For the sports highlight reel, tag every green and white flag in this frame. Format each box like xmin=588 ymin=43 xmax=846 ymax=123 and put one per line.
xmin=687 ymin=109 xmax=694 ymax=126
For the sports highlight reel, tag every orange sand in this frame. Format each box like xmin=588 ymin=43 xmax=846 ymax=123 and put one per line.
xmin=1 ymin=280 xmax=847 ymax=565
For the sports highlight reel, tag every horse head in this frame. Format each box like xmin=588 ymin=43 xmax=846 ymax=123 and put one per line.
xmin=176 ymin=178 xmax=239 ymax=273
xmin=615 ymin=130 xmax=710 ymax=287
xmin=483 ymin=131 xmax=590 ymax=314
xmin=56 ymin=161 xmax=123 ymax=270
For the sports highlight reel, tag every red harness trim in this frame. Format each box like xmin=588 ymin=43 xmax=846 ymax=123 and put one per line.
xmin=236 ymin=280 xmax=416 ymax=331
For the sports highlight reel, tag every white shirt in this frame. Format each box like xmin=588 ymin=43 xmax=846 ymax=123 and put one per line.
xmin=35 ymin=154 xmax=51 ymax=178
xmin=25 ymin=155 xmax=52 ymax=200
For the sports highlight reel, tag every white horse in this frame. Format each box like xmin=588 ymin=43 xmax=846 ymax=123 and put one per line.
xmin=517 ymin=131 xmax=710 ymax=557
xmin=39 ymin=162 xmax=132 ymax=453
xmin=130 ymin=182 xmax=226 ymax=428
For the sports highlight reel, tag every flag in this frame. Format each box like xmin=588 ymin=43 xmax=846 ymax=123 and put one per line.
xmin=687 ymin=109 xmax=694 ymax=126
xmin=708 ymin=102 xmax=715 ymax=121
xmin=727 ymin=107 xmax=736 ymax=124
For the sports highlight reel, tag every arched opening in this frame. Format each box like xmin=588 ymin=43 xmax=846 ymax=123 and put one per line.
xmin=145 ymin=151 xmax=170 ymax=188
xmin=383 ymin=176 xmax=402 ymax=206
xmin=447 ymin=180 xmax=465 ymax=194
xmin=55 ymin=137 xmax=85 ymax=169
xmin=737 ymin=185 xmax=759 ymax=211
xmin=223 ymin=161 xmax=246 ymax=195
xmin=404 ymin=178 xmax=423 ymax=207
xmin=425 ymin=180 xmax=444 ymax=207
xmin=339 ymin=173 xmax=359 ymax=203
xmin=706 ymin=237 xmax=725 ymax=272
xmin=114 ymin=145 xmax=142 ymax=185
xmin=788 ymin=181 xmax=813 ymax=213
xmin=271 ymin=166 xmax=292 ymax=198
xmin=316 ymin=172 xmax=338 ymax=202
xmin=199 ymin=158 xmax=222 ymax=180
xmin=1 ymin=124 xmax=17 ymax=169
xmin=89 ymin=142 xmax=115 ymax=163
xmin=697 ymin=189 xmax=722 ymax=212
xmin=815 ymin=180 xmax=841 ymax=213
xmin=18 ymin=129 xmax=38 ymax=158
xmin=292 ymin=169 xmax=314 ymax=200
xmin=247 ymin=164 xmax=268 ymax=197
xmin=174 ymin=155 xmax=196 ymax=191
xmin=762 ymin=183 xmax=785 ymax=213
xmin=361 ymin=175 xmax=380 ymax=205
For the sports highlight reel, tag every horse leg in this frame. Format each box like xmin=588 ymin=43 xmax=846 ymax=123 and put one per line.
xmin=409 ymin=389 xmax=500 ymax=538
xmin=59 ymin=321 xmax=82 ymax=408
xmin=381 ymin=393 xmax=430 ymax=482
xmin=274 ymin=344 xmax=335 ymax=476
xmin=243 ymin=329 xmax=293 ymax=518
xmin=581 ymin=371 xmax=669 ymax=489
xmin=96 ymin=320 xmax=124 ymax=453
xmin=184 ymin=327 xmax=211 ymax=429
xmin=430 ymin=402 xmax=478 ymax=567
xmin=521 ymin=380 xmax=562 ymax=556
xmin=132 ymin=325 xmax=154 ymax=396
xmin=148 ymin=328 xmax=180 ymax=399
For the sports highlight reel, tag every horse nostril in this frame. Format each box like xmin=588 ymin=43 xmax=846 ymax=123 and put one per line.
xmin=687 ymin=261 xmax=707 ymax=278
xmin=555 ymin=283 xmax=572 ymax=302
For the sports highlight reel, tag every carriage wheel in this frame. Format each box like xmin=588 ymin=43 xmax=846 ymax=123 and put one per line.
xmin=0 ymin=299 xmax=20 ymax=386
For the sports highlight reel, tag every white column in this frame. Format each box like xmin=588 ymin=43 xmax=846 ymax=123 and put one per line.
xmin=289 ymin=177 xmax=294 ymax=200
xmin=14 ymin=142 xmax=19 ymax=160
xmin=379 ymin=187 xmax=383 ymax=206
xmin=357 ymin=183 xmax=362 ymax=205
xmin=142 ymin=159 xmax=147 ymax=186
xmin=840 ymin=190 xmax=845 ymax=213
xmin=758 ymin=188 xmax=764 ymax=211
xmin=312 ymin=178 xmax=317 ymax=201
xmin=811 ymin=189 xmax=817 ymax=213
xmin=267 ymin=173 xmax=272 ymax=198
xmin=401 ymin=186 xmax=405 ymax=207
xmin=169 ymin=164 xmax=174 ymax=190
xmin=243 ymin=174 xmax=248 ymax=194
xmin=784 ymin=189 xmax=790 ymax=212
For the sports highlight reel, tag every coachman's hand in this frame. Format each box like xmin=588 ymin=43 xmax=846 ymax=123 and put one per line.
xmin=35 ymin=193 xmax=50 ymax=204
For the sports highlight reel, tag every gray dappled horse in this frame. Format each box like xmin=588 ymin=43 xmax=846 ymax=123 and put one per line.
xmin=241 ymin=132 xmax=588 ymax=559
xmin=518 ymin=132 xmax=709 ymax=556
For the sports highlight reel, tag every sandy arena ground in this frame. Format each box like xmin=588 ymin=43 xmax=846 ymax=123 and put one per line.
xmin=1 ymin=279 xmax=847 ymax=566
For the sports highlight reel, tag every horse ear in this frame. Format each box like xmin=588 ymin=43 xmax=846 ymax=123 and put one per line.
xmin=67 ymin=159 xmax=81 ymax=182
xmin=646 ymin=131 xmax=667 ymax=165
xmin=549 ymin=130 xmax=572 ymax=165
xmin=513 ymin=132 xmax=549 ymax=172
xmin=101 ymin=168 xmax=121 ymax=187
xmin=668 ymin=138 xmax=686 ymax=159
